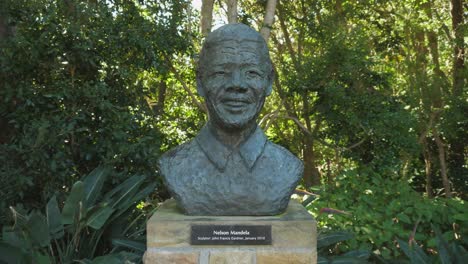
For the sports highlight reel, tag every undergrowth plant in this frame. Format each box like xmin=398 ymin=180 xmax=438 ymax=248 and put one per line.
xmin=306 ymin=168 xmax=467 ymax=261
xmin=0 ymin=166 xmax=156 ymax=264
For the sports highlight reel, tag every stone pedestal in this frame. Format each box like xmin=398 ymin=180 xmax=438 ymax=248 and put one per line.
xmin=144 ymin=199 xmax=317 ymax=264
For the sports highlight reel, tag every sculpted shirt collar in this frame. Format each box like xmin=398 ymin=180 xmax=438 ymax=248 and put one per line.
xmin=195 ymin=125 xmax=267 ymax=172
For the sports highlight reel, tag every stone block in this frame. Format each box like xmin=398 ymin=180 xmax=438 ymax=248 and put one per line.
xmin=257 ymin=251 xmax=317 ymax=264
xmin=144 ymin=199 xmax=317 ymax=264
xmin=143 ymin=250 xmax=199 ymax=264
xmin=147 ymin=199 xmax=316 ymax=249
xmin=208 ymin=250 xmax=255 ymax=264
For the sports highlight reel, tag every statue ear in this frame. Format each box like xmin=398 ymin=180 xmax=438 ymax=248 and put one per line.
xmin=196 ymin=73 xmax=205 ymax=97
xmin=266 ymin=84 xmax=272 ymax=96
xmin=265 ymin=68 xmax=274 ymax=96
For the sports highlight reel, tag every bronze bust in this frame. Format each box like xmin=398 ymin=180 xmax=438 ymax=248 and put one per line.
xmin=158 ymin=24 xmax=303 ymax=216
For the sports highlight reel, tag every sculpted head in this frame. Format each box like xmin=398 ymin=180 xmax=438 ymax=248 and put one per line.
xmin=197 ymin=24 xmax=274 ymax=130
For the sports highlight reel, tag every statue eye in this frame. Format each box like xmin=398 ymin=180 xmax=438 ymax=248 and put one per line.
xmin=213 ymin=70 xmax=225 ymax=76
xmin=246 ymin=70 xmax=261 ymax=77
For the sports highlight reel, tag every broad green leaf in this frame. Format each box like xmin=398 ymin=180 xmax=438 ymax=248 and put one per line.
xmin=46 ymin=195 xmax=63 ymax=239
xmin=318 ymin=232 xmax=353 ymax=249
xmin=453 ymin=213 xmax=468 ymax=221
xmin=86 ymin=206 xmax=115 ymax=230
xmin=32 ymin=251 xmax=52 ymax=264
xmin=113 ymin=181 xmax=156 ymax=218
xmin=116 ymin=252 xmax=141 ymax=262
xmin=329 ymin=256 xmax=366 ymax=263
xmin=126 ymin=182 xmax=157 ymax=205
xmin=111 ymin=238 xmax=145 ymax=252
xmin=62 ymin=181 xmax=84 ymax=225
xmin=83 ymin=166 xmax=110 ymax=208
xmin=451 ymin=244 xmax=468 ymax=264
xmin=109 ymin=175 xmax=146 ymax=209
xmin=75 ymin=260 xmax=93 ymax=264
xmin=433 ymin=225 xmax=452 ymax=264
xmin=27 ymin=212 xmax=50 ymax=247
xmin=342 ymin=250 xmax=371 ymax=259
xmin=2 ymin=226 xmax=25 ymax=248
xmin=396 ymin=238 xmax=430 ymax=264
xmin=397 ymin=213 xmax=411 ymax=224
xmin=411 ymin=243 xmax=431 ymax=264
xmin=302 ymin=195 xmax=316 ymax=206
xmin=0 ymin=242 xmax=28 ymax=263
xmin=103 ymin=175 xmax=141 ymax=202
xmin=91 ymin=254 xmax=122 ymax=264
xmin=318 ymin=256 xmax=330 ymax=264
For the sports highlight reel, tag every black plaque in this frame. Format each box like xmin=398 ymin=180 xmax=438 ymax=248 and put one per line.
xmin=191 ymin=225 xmax=272 ymax=245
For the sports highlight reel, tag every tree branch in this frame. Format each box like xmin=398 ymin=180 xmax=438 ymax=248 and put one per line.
xmin=277 ymin=1 xmax=299 ymax=70
xmin=226 ymin=0 xmax=237 ymax=23
xmin=260 ymin=0 xmax=278 ymax=42
xmin=417 ymin=110 xmax=441 ymax=144
xmin=166 ymin=59 xmax=207 ymax=113
xmin=201 ymin=0 xmax=215 ymax=36
xmin=262 ymin=112 xmax=368 ymax=151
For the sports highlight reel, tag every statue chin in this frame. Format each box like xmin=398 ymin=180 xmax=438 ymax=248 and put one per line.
xmin=207 ymin=100 xmax=263 ymax=131
xmin=211 ymin=114 xmax=256 ymax=132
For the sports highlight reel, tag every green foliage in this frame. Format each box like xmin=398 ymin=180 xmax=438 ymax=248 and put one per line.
xmin=308 ymin=169 xmax=468 ymax=259
xmin=0 ymin=0 xmax=465 ymax=262
xmin=285 ymin=21 xmax=419 ymax=171
xmin=396 ymin=225 xmax=468 ymax=264
xmin=0 ymin=166 xmax=154 ymax=263
xmin=0 ymin=0 xmax=194 ymax=225
xmin=317 ymin=231 xmax=370 ymax=263
xmin=240 ymin=1 xmax=465 ymax=260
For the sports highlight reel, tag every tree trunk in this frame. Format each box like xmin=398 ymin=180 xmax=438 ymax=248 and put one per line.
xmin=451 ymin=0 xmax=464 ymax=96
xmin=414 ymin=30 xmax=432 ymax=111
xmin=277 ymin=2 xmax=299 ymax=69
xmin=260 ymin=0 xmax=277 ymax=42
xmin=326 ymin=159 xmax=332 ymax=186
xmin=226 ymin=0 xmax=237 ymax=24
xmin=422 ymin=140 xmax=434 ymax=198
xmin=201 ymin=0 xmax=215 ymax=36
xmin=334 ymin=0 xmax=346 ymax=25
xmin=302 ymin=101 xmax=315 ymax=187
xmin=0 ymin=12 xmax=11 ymax=144
xmin=302 ymin=95 xmax=321 ymax=186
xmin=423 ymin=1 xmax=448 ymax=106
xmin=303 ymin=137 xmax=320 ymax=187
xmin=0 ymin=12 xmax=8 ymax=40
xmin=448 ymin=0 xmax=466 ymax=193
xmin=276 ymin=1 xmax=321 ymax=187
xmin=433 ymin=129 xmax=451 ymax=198
xmin=303 ymin=118 xmax=322 ymax=187
xmin=152 ymin=81 xmax=167 ymax=116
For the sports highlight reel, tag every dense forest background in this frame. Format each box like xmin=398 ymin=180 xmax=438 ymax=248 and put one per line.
xmin=0 ymin=0 xmax=466 ymax=263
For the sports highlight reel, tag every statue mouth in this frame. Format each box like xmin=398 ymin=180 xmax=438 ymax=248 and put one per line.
xmin=221 ymin=98 xmax=251 ymax=108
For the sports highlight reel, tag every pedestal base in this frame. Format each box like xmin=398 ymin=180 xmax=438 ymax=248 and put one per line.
xmin=144 ymin=199 xmax=317 ymax=264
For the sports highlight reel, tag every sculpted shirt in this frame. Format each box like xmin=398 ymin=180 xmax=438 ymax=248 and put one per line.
xmin=158 ymin=125 xmax=303 ymax=216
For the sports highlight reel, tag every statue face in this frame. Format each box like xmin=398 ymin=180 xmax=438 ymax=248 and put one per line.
xmin=200 ymin=40 xmax=271 ymax=129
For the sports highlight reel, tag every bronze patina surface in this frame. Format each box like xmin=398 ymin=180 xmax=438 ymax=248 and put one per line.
xmin=158 ymin=24 xmax=303 ymax=215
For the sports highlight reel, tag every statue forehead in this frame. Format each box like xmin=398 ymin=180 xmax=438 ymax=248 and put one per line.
xmin=201 ymin=24 xmax=270 ymax=66
xmin=205 ymin=24 xmax=265 ymax=44
xmin=205 ymin=40 xmax=265 ymax=61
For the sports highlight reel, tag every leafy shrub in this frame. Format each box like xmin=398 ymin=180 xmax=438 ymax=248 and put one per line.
xmin=0 ymin=0 xmax=194 ymax=225
xmin=0 ymin=166 xmax=155 ymax=263
xmin=317 ymin=231 xmax=370 ymax=263
xmin=308 ymin=169 xmax=468 ymax=260
xmin=396 ymin=225 xmax=468 ymax=264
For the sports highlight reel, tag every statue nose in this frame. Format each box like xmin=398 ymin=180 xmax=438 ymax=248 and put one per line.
xmin=226 ymin=70 xmax=247 ymax=92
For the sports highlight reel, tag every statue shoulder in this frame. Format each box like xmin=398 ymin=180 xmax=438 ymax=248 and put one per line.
xmin=265 ymin=141 xmax=304 ymax=173
xmin=158 ymin=140 xmax=198 ymax=172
